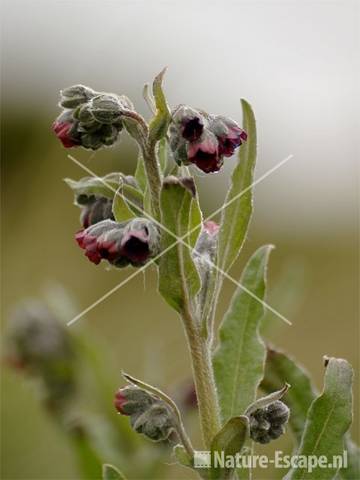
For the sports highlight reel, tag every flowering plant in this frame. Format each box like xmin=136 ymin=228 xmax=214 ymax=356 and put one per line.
xmin=6 ymin=69 xmax=358 ymax=480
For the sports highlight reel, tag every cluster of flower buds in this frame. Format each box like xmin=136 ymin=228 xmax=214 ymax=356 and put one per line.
xmin=249 ymin=400 xmax=290 ymax=444
xmin=114 ymin=386 xmax=176 ymax=442
xmin=5 ymin=301 xmax=76 ymax=411
xmin=76 ymin=217 xmax=160 ymax=267
xmin=52 ymin=85 xmax=133 ymax=150
xmin=169 ymin=105 xmax=247 ymax=173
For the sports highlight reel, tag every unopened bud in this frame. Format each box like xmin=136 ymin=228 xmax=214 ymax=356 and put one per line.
xmin=249 ymin=400 xmax=290 ymax=444
xmin=114 ymin=386 xmax=176 ymax=442
xmin=60 ymin=85 xmax=96 ymax=108
xmin=79 ymin=196 xmax=114 ymax=228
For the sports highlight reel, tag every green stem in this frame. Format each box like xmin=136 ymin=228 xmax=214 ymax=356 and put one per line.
xmin=143 ymin=144 xmax=162 ymax=220
xmin=182 ymin=306 xmax=221 ymax=448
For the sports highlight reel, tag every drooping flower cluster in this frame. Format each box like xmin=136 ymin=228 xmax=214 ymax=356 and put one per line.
xmin=75 ymin=218 xmax=160 ymax=267
xmin=5 ymin=301 xmax=76 ymax=410
xmin=169 ymin=105 xmax=247 ymax=173
xmin=249 ymin=400 xmax=290 ymax=444
xmin=52 ymin=85 xmax=133 ymax=149
xmin=114 ymin=386 xmax=176 ymax=442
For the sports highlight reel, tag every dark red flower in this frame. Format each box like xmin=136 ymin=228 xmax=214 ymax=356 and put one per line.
xmin=75 ymin=218 xmax=159 ymax=268
xmin=188 ymin=132 xmax=222 ymax=173
xmin=218 ymin=126 xmax=247 ymax=157
xmin=52 ymin=120 xmax=80 ymax=148
xmin=114 ymin=390 xmax=128 ymax=414
xmin=182 ymin=117 xmax=204 ymax=142
xmin=120 ymin=229 xmax=150 ymax=265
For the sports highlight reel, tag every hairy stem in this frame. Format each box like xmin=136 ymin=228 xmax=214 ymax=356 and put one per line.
xmin=182 ymin=306 xmax=221 ymax=448
xmin=143 ymin=144 xmax=162 ymax=220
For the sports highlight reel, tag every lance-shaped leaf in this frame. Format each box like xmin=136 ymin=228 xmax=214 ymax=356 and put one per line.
xmin=260 ymin=347 xmax=317 ymax=443
xmin=217 ymin=99 xmax=256 ymax=273
xmin=134 ymin=155 xmax=147 ymax=192
xmin=158 ymin=177 xmax=201 ymax=313
xmin=210 ymin=416 xmax=249 ymax=479
xmin=102 ymin=464 xmax=126 ymax=480
xmin=262 ymin=350 xmax=359 ymax=480
xmin=284 ymin=357 xmax=353 ymax=480
xmin=158 ymin=137 xmax=168 ymax=174
xmin=213 ymin=245 xmax=273 ymax=421
xmin=149 ymin=68 xmax=171 ymax=144
xmin=64 ymin=173 xmax=123 ymax=200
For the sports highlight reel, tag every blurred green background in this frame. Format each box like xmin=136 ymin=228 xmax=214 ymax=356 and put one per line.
xmin=1 ymin=1 xmax=358 ymax=479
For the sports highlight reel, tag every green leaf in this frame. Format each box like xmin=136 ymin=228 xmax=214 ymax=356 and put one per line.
xmin=188 ymin=192 xmax=203 ymax=248
xmin=112 ymin=187 xmax=136 ymax=222
xmin=64 ymin=173 xmax=123 ymax=200
xmin=213 ymin=245 xmax=273 ymax=421
xmin=210 ymin=416 xmax=249 ymax=480
xmin=102 ymin=464 xmax=126 ymax=480
xmin=158 ymin=137 xmax=168 ymax=174
xmin=173 ymin=444 xmax=193 ymax=469
xmin=260 ymin=347 xmax=317 ymax=443
xmin=261 ymin=348 xmax=359 ymax=480
xmin=148 ymin=68 xmax=171 ymax=145
xmin=284 ymin=357 xmax=353 ymax=480
xmin=158 ymin=177 xmax=201 ymax=313
xmin=112 ymin=183 xmax=144 ymax=222
xmin=217 ymin=99 xmax=257 ymax=273
xmin=134 ymin=155 xmax=147 ymax=192
xmin=245 ymin=383 xmax=289 ymax=416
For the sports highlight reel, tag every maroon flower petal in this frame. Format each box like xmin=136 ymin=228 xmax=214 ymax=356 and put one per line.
xmin=114 ymin=390 xmax=128 ymax=415
xmin=120 ymin=230 xmax=150 ymax=265
xmin=52 ymin=121 xmax=80 ymax=148
xmin=182 ymin=117 xmax=204 ymax=142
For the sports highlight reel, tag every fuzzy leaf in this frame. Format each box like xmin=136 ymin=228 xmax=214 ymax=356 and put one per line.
xmin=210 ymin=416 xmax=249 ymax=479
xmin=173 ymin=444 xmax=193 ymax=469
xmin=64 ymin=173 xmax=123 ymax=200
xmin=189 ymin=193 xmax=203 ymax=249
xmin=158 ymin=137 xmax=168 ymax=174
xmin=261 ymin=348 xmax=359 ymax=480
xmin=112 ymin=188 xmax=136 ymax=222
xmin=158 ymin=177 xmax=201 ymax=313
xmin=217 ymin=99 xmax=256 ymax=273
xmin=149 ymin=68 xmax=171 ymax=144
xmin=102 ymin=464 xmax=126 ymax=480
xmin=213 ymin=245 xmax=272 ymax=421
xmin=284 ymin=357 xmax=353 ymax=480
xmin=134 ymin=155 xmax=147 ymax=192
xmin=261 ymin=347 xmax=317 ymax=442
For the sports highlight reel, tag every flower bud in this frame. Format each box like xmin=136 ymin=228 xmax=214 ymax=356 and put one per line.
xmin=59 ymin=85 xmax=96 ymax=108
xmin=53 ymin=87 xmax=133 ymax=150
xmin=88 ymin=94 xmax=124 ymax=124
xmin=249 ymin=400 xmax=290 ymax=444
xmin=114 ymin=386 xmax=176 ymax=442
xmin=75 ymin=218 xmax=160 ymax=267
xmin=172 ymin=105 xmax=205 ymax=142
xmin=79 ymin=196 xmax=114 ymax=228
xmin=169 ymin=105 xmax=247 ymax=173
xmin=52 ymin=110 xmax=81 ymax=148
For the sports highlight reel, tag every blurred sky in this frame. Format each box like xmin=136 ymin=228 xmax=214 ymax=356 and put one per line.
xmin=2 ymin=0 xmax=359 ymax=236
